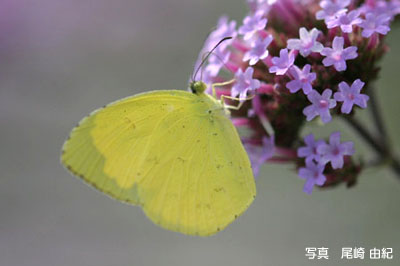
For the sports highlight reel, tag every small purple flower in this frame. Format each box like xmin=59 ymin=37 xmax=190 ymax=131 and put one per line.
xmin=386 ymin=0 xmax=400 ymax=18
xmin=286 ymin=64 xmax=316 ymax=95
xmin=243 ymin=35 xmax=273 ymax=65
xmin=360 ymin=0 xmax=400 ymax=20
xmin=238 ymin=10 xmax=268 ymax=40
xmin=298 ymin=134 xmax=326 ymax=164
xmin=269 ymin=48 xmax=296 ymax=75
xmin=359 ymin=13 xmax=391 ymax=38
xmin=199 ymin=17 xmax=236 ymax=57
xmin=193 ymin=16 xmax=236 ymax=80
xmin=316 ymin=0 xmax=350 ymax=21
xmin=326 ymin=10 xmax=362 ymax=33
xmin=247 ymin=0 xmax=274 ymax=15
xmin=287 ymin=27 xmax=324 ymax=57
xmin=303 ymin=89 xmax=337 ymax=123
xmin=208 ymin=16 xmax=237 ymax=50
xmin=317 ymin=132 xmax=355 ymax=169
xmin=298 ymin=160 xmax=326 ymax=194
xmin=245 ymin=136 xmax=275 ymax=177
xmin=334 ymin=79 xmax=369 ymax=114
xmin=231 ymin=67 xmax=261 ymax=100
xmin=321 ymin=37 xmax=358 ymax=72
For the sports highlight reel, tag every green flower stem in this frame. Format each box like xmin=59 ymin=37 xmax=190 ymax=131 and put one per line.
xmin=342 ymin=115 xmax=400 ymax=178
xmin=367 ymin=86 xmax=389 ymax=148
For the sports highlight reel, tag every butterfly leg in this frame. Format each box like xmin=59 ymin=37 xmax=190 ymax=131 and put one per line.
xmin=211 ymin=79 xmax=235 ymax=98
xmin=220 ymin=94 xmax=255 ymax=110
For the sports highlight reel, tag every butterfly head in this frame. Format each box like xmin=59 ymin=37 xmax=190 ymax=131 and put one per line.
xmin=190 ymin=37 xmax=232 ymax=96
xmin=189 ymin=81 xmax=207 ymax=95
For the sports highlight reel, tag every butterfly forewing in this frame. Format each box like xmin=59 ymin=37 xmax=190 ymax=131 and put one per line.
xmin=62 ymin=91 xmax=196 ymax=204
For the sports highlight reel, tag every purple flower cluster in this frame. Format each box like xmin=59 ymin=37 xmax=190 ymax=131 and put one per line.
xmin=297 ymin=132 xmax=354 ymax=194
xmin=191 ymin=0 xmax=398 ymax=194
xmin=318 ymin=0 xmax=396 ymax=39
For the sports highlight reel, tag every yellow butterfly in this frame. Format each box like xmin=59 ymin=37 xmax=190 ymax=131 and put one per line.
xmin=61 ymin=67 xmax=256 ymax=237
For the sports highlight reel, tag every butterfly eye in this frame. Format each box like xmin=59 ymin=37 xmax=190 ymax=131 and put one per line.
xmin=190 ymin=81 xmax=207 ymax=94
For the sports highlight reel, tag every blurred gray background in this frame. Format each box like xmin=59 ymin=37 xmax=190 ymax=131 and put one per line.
xmin=1 ymin=0 xmax=399 ymax=265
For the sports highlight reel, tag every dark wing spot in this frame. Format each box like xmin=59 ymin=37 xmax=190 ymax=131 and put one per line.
xmin=123 ymin=117 xmax=136 ymax=130
xmin=214 ymin=187 xmax=225 ymax=193
xmin=146 ymin=156 xmax=160 ymax=165
xmin=177 ymin=157 xmax=186 ymax=163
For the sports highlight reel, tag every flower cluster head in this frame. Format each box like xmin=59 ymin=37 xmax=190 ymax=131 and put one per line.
xmin=192 ymin=0 xmax=398 ymax=194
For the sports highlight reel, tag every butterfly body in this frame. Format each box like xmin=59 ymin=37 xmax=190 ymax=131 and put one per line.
xmin=61 ymin=81 xmax=256 ymax=236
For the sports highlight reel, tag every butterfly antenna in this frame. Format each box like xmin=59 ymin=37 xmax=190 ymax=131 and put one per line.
xmin=200 ymin=52 xmax=208 ymax=82
xmin=191 ymin=36 xmax=233 ymax=82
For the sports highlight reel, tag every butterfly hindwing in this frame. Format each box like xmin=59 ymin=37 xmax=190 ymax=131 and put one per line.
xmin=136 ymin=108 xmax=256 ymax=236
